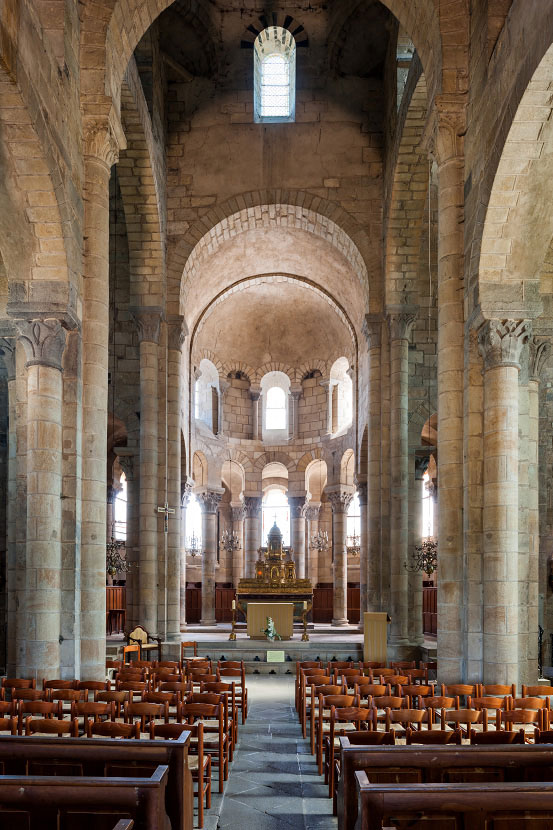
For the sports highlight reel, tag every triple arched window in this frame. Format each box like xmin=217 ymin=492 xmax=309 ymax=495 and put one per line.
xmin=254 ymin=27 xmax=296 ymax=123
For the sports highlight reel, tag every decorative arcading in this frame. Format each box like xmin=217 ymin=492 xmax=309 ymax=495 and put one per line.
xmin=327 ymin=490 xmax=354 ymax=514
xmin=197 ymin=490 xmax=223 ymax=515
xmin=478 ymin=319 xmax=531 ymax=371
xmin=130 ymin=308 xmax=163 ymax=344
xmin=243 ymin=496 xmax=262 ymax=519
xmin=16 ymin=319 xmax=67 ymax=371
xmin=0 ymin=338 xmax=16 ymax=381
xmin=529 ymin=336 xmax=552 ymax=381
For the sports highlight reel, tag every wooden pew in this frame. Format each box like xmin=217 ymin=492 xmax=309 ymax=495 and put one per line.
xmin=337 ymin=741 xmax=553 ymax=830
xmin=0 ymin=732 xmax=193 ymax=830
xmin=0 ymin=764 xmax=168 ymax=830
xmin=354 ymin=774 xmax=553 ymax=830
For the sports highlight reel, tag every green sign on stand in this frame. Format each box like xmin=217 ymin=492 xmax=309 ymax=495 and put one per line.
xmin=266 ymin=650 xmax=285 ymax=663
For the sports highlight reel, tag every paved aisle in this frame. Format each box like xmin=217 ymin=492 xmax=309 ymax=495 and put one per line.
xmin=210 ymin=675 xmax=337 ymax=830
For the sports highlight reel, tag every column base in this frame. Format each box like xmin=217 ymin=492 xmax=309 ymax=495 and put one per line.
xmin=200 ymin=618 xmax=217 ymax=627
xmin=332 ymin=618 xmax=349 ymax=627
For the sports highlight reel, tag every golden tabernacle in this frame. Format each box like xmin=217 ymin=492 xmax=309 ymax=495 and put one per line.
xmin=236 ymin=522 xmax=313 ymax=630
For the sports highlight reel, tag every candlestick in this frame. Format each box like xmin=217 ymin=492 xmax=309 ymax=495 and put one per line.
xmin=232 ymin=599 xmax=236 ymax=610
xmin=229 ymin=600 xmax=237 ymax=640
xmin=301 ymin=604 xmax=309 ymax=642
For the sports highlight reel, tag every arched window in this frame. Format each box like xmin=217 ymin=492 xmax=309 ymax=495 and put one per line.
xmin=262 ymin=488 xmax=290 ymax=546
xmin=185 ymin=493 xmax=203 ymax=553
xmin=254 ymin=26 xmax=296 ymax=123
xmin=113 ymin=473 xmax=127 ymax=541
xmin=329 ymin=357 xmax=353 ymax=435
xmin=266 ymin=386 xmax=286 ymax=430
xmin=347 ymin=492 xmax=360 ymax=544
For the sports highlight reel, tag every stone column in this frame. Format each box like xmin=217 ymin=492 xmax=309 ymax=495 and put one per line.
xmin=357 ymin=481 xmax=368 ymax=630
xmin=166 ymin=316 xmax=185 ymax=638
xmin=290 ymin=388 xmax=302 ymax=438
xmin=244 ymin=496 xmax=262 ymax=577
xmin=132 ymin=308 xmax=162 ymax=634
xmin=250 ymin=389 xmax=261 ymax=441
xmin=408 ymin=455 xmax=429 ymax=645
xmin=17 ymin=318 xmax=67 ymax=679
xmin=180 ymin=479 xmax=193 ymax=630
xmin=289 ymin=496 xmax=307 ymax=579
xmin=387 ymin=308 xmax=416 ymax=645
xmin=118 ymin=452 xmax=137 ymax=630
xmin=478 ymin=318 xmax=530 ymax=685
xmin=81 ymin=123 xmax=121 ymax=679
xmin=518 ymin=354 xmax=530 ymax=683
xmin=231 ymin=504 xmax=246 ymax=587
xmin=305 ymin=504 xmax=321 ymax=586
xmin=530 ymin=338 xmax=550 ymax=678
xmin=319 ymin=379 xmax=331 ymax=434
xmin=364 ymin=315 xmax=383 ymax=612
xmin=14 ymin=339 xmax=27 ymax=672
xmin=432 ymin=102 xmax=466 ymax=682
xmin=0 ymin=339 xmax=16 ymax=674
xmin=380 ymin=325 xmax=391 ymax=611
xmin=198 ymin=490 xmax=223 ymax=625
xmin=328 ymin=489 xmax=353 ymax=626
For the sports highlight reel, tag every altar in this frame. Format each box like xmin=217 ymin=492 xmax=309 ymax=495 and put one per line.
xmin=236 ymin=522 xmax=313 ymax=637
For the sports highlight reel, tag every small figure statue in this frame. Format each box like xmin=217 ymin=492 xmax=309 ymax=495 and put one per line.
xmin=262 ymin=616 xmax=281 ymax=641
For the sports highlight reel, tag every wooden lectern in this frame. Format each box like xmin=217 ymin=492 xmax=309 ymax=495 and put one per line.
xmin=363 ymin=612 xmax=389 ymax=663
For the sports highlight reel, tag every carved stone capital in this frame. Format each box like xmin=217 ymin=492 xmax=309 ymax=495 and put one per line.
xmin=420 ymin=95 xmax=467 ymax=165
xmin=181 ymin=478 xmax=194 ymax=507
xmin=197 ymin=489 xmax=223 ymax=514
xmin=167 ymin=315 xmax=187 ymax=352
xmin=231 ymin=504 xmax=247 ymax=522
xmin=290 ymin=387 xmax=302 ymax=401
xmin=289 ymin=496 xmax=307 ymax=518
xmin=243 ymin=496 xmax=262 ymax=519
xmin=327 ymin=489 xmax=354 ymax=514
xmin=529 ymin=336 xmax=552 ymax=382
xmin=387 ymin=308 xmax=417 ymax=342
xmin=0 ymin=338 xmax=16 ymax=381
xmin=118 ymin=455 xmax=134 ymax=481
xmin=130 ymin=308 xmax=163 ymax=345
xmin=356 ymin=482 xmax=368 ymax=506
xmin=415 ymin=454 xmax=431 ymax=481
xmin=362 ymin=315 xmax=382 ymax=351
xmin=83 ymin=108 xmax=126 ymax=168
xmin=478 ymin=319 xmax=531 ymax=371
xmin=249 ymin=388 xmax=261 ymax=403
xmin=16 ymin=318 xmax=67 ymax=371
xmin=304 ymin=504 xmax=321 ymax=522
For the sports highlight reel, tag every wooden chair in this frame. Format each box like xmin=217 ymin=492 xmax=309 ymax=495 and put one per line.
xmin=358 ymin=662 xmax=388 ymax=672
xmin=405 ymin=668 xmax=429 ymax=684
xmin=301 ymin=675 xmax=333 ymax=739
xmin=50 ymin=689 xmax=87 ymax=715
xmin=123 ymin=643 xmax=140 ymax=664
xmin=309 ymin=684 xmax=345 ymax=754
xmin=327 ymin=706 xmax=374 ymax=797
xmin=468 ymin=695 xmax=510 ymax=730
xmin=142 ymin=690 xmax=181 ymax=717
xmin=0 ymin=701 xmax=16 ymax=716
xmin=200 ymin=681 xmax=238 ymax=746
xmin=18 ymin=700 xmax=63 ymax=731
xmin=1 ymin=677 xmax=35 ymax=694
xmin=180 ymin=701 xmax=227 ymax=793
xmin=116 ymin=680 xmax=149 ymax=701
xmin=71 ymin=700 xmax=115 ymax=726
xmin=94 ymin=689 xmax=130 ymax=717
xmin=316 ymin=693 xmax=357 ymax=773
xmin=421 ymin=695 xmax=457 ymax=729
xmin=86 ymin=719 xmax=140 ymax=738
xmin=9 ymin=688 xmax=48 ymax=702
xmin=217 ymin=666 xmax=247 ymax=723
xmin=295 ymin=661 xmax=323 ymax=711
xmin=42 ymin=679 xmax=77 ymax=692
xmin=391 ymin=660 xmax=416 ymax=671
xmin=124 ymin=701 xmax=169 ymax=732
xmin=406 ymin=727 xmax=462 ymax=744
xmin=327 ymin=661 xmax=354 ymax=673
xmin=0 ymin=716 xmax=17 ymax=735
xmin=24 ymin=716 xmax=79 ymax=736
xmin=127 ymin=624 xmax=162 ymax=661
xmin=440 ymin=683 xmax=478 ymax=705
xmin=499 ymin=707 xmax=543 ymax=734
xmin=180 ymin=641 xmax=198 ymax=660
xmin=398 ymin=684 xmax=434 ymax=704
xmin=77 ymin=680 xmax=110 ymax=698
xmin=523 ymin=684 xmax=553 ymax=699
xmin=354 ymin=683 xmax=389 ymax=707
xmin=471 ymin=728 xmax=525 ymax=744
xmin=385 ymin=707 xmax=428 ymax=734
xmin=479 ymin=683 xmax=516 ymax=699
xmin=186 ymin=691 xmax=235 ymax=760
xmin=443 ymin=707 xmax=486 ymax=735
xmin=370 ymin=695 xmax=409 ymax=728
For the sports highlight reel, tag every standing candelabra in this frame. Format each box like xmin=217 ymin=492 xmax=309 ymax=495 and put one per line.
xmin=229 ymin=599 xmax=237 ymax=641
xmin=301 ymin=601 xmax=309 ymax=642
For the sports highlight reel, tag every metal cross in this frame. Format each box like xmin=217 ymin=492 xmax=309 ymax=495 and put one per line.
xmin=157 ymin=501 xmax=176 ymax=533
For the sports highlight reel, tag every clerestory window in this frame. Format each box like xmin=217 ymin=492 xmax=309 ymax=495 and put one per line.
xmin=265 ymin=386 xmax=287 ymax=430
xmin=254 ymin=26 xmax=296 ymax=123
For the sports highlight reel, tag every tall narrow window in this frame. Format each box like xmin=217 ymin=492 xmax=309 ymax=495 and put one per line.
xmin=266 ymin=386 xmax=286 ymax=430
xmin=254 ymin=26 xmax=296 ymax=123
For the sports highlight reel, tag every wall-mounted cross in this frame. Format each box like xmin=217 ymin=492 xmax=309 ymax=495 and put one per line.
xmin=157 ymin=501 xmax=175 ymax=533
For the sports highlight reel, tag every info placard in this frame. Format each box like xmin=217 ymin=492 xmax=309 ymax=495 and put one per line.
xmin=266 ymin=650 xmax=285 ymax=663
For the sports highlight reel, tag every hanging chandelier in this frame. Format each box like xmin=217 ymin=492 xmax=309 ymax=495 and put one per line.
xmin=310 ymin=529 xmax=329 ymax=552
xmin=220 ymin=528 xmax=241 ymax=554
xmin=106 ymin=529 xmax=130 ymax=577
xmin=347 ymin=533 xmax=361 ymax=556
xmin=404 ymin=538 xmax=438 ymax=577
xmin=186 ymin=532 xmax=202 ymax=558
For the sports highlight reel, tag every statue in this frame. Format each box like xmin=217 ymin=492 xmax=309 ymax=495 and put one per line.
xmin=262 ymin=616 xmax=281 ymax=641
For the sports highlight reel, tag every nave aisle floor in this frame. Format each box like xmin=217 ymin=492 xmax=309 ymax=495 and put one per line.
xmin=205 ymin=675 xmax=336 ymax=830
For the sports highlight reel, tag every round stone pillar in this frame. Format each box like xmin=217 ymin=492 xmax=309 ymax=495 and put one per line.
xmin=328 ymin=489 xmax=353 ymax=626
xmin=364 ymin=316 xmax=383 ymax=612
xmin=198 ymin=490 xmax=223 ymax=625
xmin=81 ymin=134 xmax=120 ymax=679
xmin=357 ymin=482 xmax=368 ymax=630
xmin=17 ymin=318 xmax=67 ymax=679
xmin=478 ymin=318 xmax=530 ymax=685
xmin=231 ymin=504 xmax=246 ymax=587
xmin=305 ymin=504 xmax=321 ymax=586
xmin=289 ymin=496 xmax=307 ymax=579
xmin=244 ymin=496 xmax=262 ymax=577
xmin=132 ymin=309 xmax=162 ymax=634
xmin=250 ymin=390 xmax=261 ymax=441
xmin=0 ymin=340 xmax=16 ymax=674
xmin=166 ymin=316 xmax=185 ymax=638
xmin=387 ymin=309 xmax=416 ymax=645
